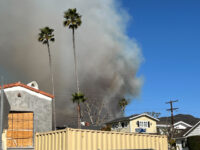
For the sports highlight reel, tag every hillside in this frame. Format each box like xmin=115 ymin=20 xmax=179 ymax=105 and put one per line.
xmin=158 ymin=114 xmax=200 ymax=125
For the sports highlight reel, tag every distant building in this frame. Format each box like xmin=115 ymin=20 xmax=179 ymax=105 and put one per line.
xmin=173 ymin=121 xmax=192 ymax=130
xmin=157 ymin=114 xmax=200 ymax=135
xmin=157 ymin=121 xmax=192 ymax=135
xmin=1 ymin=81 xmax=53 ymax=149
xmin=157 ymin=114 xmax=200 ymax=150
xmin=184 ymin=121 xmax=200 ymax=137
xmin=106 ymin=113 xmax=159 ymax=134
xmin=176 ymin=121 xmax=200 ymax=150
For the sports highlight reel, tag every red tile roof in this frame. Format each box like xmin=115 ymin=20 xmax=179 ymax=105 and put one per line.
xmin=0 ymin=82 xmax=54 ymax=98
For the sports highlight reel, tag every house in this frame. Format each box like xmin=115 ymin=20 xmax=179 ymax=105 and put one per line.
xmin=183 ymin=121 xmax=200 ymax=137
xmin=176 ymin=121 xmax=200 ymax=150
xmin=0 ymin=81 xmax=53 ymax=149
xmin=157 ymin=121 xmax=192 ymax=135
xmin=106 ymin=113 xmax=159 ymax=134
xmin=157 ymin=114 xmax=199 ymax=135
xmin=174 ymin=121 xmax=192 ymax=129
xmin=157 ymin=114 xmax=200 ymax=150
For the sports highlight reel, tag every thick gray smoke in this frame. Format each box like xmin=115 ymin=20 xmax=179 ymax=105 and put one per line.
xmin=0 ymin=0 xmax=143 ymax=126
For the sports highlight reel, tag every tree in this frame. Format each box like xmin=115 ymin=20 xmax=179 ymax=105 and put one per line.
xmin=72 ymin=92 xmax=86 ymax=128
xmin=158 ymin=127 xmax=180 ymax=150
xmin=156 ymin=117 xmax=180 ymax=150
xmin=144 ymin=112 xmax=161 ymax=118
xmin=81 ymin=99 xmax=109 ymax=126
xmin=63 ymin=8 xmax=82 ymax=93
xmin=38 ymin=26 xmax=56 ymax=130
xmin=63 ymin=8 xmax=82 ymax=128
xmin=119 ymin=98 xmax=128 ymax=113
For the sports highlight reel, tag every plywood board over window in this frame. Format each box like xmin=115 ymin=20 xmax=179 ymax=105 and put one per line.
xmin=7 ymin=112 xmax=33 ymax=148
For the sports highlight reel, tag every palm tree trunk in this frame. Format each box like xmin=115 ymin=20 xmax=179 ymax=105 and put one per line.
xmin=72 ymin=28 xmax=81 ymax=128
xmin=47 ymin=41 xmax=56 ymax=130
xmin=72 ymin=28 xmax=80 ymax=93
xmin=77 ymin=103 xmax=81 ymax=128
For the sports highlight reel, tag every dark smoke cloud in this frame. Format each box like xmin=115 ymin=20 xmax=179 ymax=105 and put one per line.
xmin=0 ymin=0 xmax=143 ymax=126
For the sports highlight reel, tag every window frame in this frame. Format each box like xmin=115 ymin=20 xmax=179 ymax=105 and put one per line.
xmin=139 ymin=121 xmax=149 ymax=128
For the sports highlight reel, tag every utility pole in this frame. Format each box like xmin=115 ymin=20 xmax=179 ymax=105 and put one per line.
xmin=166 ymin=100 xmax=179 ymax=140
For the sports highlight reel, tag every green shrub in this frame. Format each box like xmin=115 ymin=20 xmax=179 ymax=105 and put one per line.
xmin=187 ymin=136 xmax=200 ymax=150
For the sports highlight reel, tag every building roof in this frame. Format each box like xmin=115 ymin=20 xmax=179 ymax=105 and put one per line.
xmin=174 ymin=127 xmax=192 ymax=139
xmin=129 ymin=113 xmax=160 ymax=121
xmin=0 ymin=82 xmax=54 ymax=98
xmin=183 ymin=121 xmax=200 ymax=137
xmin=81 ymin=126 xmax=102 ymax=130
xmin=106 ymin=116 xmax=130 ymax=124
xmin=174 ymin=121 xmax=192 ymax=128
xmin=158 ymin=121 xmax=192 ymax=128
xmin=106 ymin=113 xmax=159 ymax=124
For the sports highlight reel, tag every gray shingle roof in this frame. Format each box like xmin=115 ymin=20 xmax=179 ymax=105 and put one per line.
xmin=106 ymin=113 xmax=159 ymax=124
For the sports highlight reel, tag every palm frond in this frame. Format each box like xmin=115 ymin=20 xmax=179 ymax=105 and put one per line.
xmin=50 ymin=38 xmax=55 ymax=42
xmin=38 ymin=37 xmax=44 ymax=42
xmin=119 ymin=98 xmax=128 ymax=111
xmin=38 ymin=26 xmax=55 ymax=44
xmin=71 ymin=92 xmax=86 ymax=104
xmin=42 ymin=40 xmax=48 ymax=44
xmin=63 ymin=8 xmax=82 ymax=29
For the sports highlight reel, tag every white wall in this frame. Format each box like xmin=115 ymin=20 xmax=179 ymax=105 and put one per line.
xmin=187 ymin=123 xmax=200 ymax=137
xmin=174 ymin=124 xmax=187 ymax=130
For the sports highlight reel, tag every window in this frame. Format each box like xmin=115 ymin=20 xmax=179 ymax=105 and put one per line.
xmin=121 ymin=122 xmax=128 ymax=128
xmin=182 ymin=139 xmax=188 ymax=148
xmin=17 ymin=93 xmax=21 ymax=97
xmin=7 ymin=112 xmax=33 ymax=148
xmin=144 ymin=121 xmax=148 ymax=127
xmin=112 ymin=123 xmax=119 ymax=129
xmin=138 ymin=121 xmax=149 ymax=128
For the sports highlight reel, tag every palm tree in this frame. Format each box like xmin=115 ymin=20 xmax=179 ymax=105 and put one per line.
xmin=119 ymin=98 xmax=128 ymax=113
xmin=72 ymin=92 xmax=86 ymax=128
xmin=38 ymin=26 xmax=56 ymax=130
xmin=63 ymin=8 xmax=82 ymax=93
xmin=63 ymin=8 xmax=83 ymax=128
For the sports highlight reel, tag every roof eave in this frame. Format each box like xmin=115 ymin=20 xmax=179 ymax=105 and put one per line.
xmin=0 ymin=82 xmax=54 ymax=99
xmin=174 ymin=121 xmax=192 ymax=127
xmin=129 ymin=113 xmax=160 ymax=122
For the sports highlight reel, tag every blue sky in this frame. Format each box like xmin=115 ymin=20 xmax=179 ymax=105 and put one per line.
xmin=119 ymin=0 xmax=200 ymax=118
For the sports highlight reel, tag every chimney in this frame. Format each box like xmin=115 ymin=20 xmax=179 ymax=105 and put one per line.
xmin=27 ymin=81 xmax=39 ymax=90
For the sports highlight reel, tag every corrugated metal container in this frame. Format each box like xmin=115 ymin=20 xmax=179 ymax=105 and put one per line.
xmin=2 ymin=130 xmax=7 ymax=150
xmin=35 ymin=128 xmax=168 ymax=150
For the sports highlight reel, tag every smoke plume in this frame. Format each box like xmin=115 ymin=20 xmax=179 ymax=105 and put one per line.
xmin=0 ymin=0 xmax=143 ymax=126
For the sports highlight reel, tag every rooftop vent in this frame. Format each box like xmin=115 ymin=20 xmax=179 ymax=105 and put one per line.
xmin=27 ymin=81 xmax=39 ymax=90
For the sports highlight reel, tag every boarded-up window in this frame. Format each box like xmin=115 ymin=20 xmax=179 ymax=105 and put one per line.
xmin=7 ymin=112 xmax=33 ymax=148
